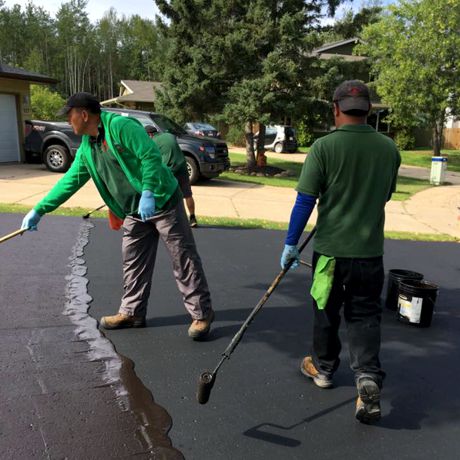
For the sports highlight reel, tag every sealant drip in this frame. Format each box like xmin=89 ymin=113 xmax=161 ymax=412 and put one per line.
xmin=64 ymin=219 xmax=183 ymax=459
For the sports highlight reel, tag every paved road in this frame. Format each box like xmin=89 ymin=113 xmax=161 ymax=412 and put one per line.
xmin=84 ymin=219 xmax=460 ymax=460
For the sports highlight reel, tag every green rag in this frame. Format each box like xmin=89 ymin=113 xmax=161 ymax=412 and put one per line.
xmin=310 ymin=255 xmax=336 ymax=310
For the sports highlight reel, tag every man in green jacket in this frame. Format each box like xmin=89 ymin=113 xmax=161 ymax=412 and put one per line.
xmin=280 ymin=81 xmax=400 ymax=423
xmin=21 ymin=92 xmax=214 ymax=339
xmin=145 ymin=125 xmax=198 ymax=228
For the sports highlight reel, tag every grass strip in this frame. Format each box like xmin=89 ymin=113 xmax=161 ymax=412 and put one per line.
xmin=400 ymin=149 xmax=460 ymax=172
xmin=1 ymin=204 xmax=456 ymax=242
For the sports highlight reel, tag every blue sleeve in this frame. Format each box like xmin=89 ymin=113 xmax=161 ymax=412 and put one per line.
xmin=285 ymin=192 xmax=317 ymax=245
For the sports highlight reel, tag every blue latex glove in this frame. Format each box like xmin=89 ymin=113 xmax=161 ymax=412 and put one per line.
xmin=280 ymin=244 xmax=300 ymax=270
xmin=138 ymin=190 xmax=156 ymax=221
xmin=21 ymin=209 xmax=41 ymax=231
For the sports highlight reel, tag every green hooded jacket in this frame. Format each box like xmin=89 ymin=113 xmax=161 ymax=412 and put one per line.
xmin=34 ymin=111 xmax=178 ymax=219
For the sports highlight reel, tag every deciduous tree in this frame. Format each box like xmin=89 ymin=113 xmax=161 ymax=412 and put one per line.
xmin=358 ymin=0 xmax=460 ymax=155
xmin=30 ymin=84 xmax=65 ymax=120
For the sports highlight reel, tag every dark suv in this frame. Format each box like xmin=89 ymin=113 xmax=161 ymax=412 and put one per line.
xmin=25 ymin=108 xmax=230 ymax=184
xmin=103 ymin=108 xmax=230 ymax=184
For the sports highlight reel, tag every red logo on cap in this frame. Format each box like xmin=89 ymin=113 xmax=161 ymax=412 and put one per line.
xmin=349 ymin=87 xmax=361 ymax=96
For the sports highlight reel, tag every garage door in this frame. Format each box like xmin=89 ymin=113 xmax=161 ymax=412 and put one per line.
xmin=0 ymin=93 xmax=20 ymax=162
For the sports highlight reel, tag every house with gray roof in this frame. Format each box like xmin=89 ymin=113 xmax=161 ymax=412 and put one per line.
xmin=100 ymin=80 xmax=162 ymax=111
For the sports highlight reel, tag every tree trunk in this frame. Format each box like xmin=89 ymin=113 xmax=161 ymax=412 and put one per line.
xmin=432 ymin=115 xmax=445 ymax=156
xmin=256 ymin=122 xmax=267 ymax=167
xmin=245 ymin=121 xmax=256 ymax=170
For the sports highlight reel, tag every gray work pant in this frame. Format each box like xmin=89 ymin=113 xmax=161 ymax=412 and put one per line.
xmin=118 ymin=199 xmax=212 ymax=320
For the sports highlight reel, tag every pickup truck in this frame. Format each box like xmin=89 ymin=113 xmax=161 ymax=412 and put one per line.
xmin=24 ymin=108 xmax=230 ymax=184
xmin=25 ymin=120 xmax=80 ymax=172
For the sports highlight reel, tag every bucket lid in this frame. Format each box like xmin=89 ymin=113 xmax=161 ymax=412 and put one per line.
xmin=399 ymin=279 xmax=438 ymax=291
xmin=389 ymin=269 xmax=424 ymax=280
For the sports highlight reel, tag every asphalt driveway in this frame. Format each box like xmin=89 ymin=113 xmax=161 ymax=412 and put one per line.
xmin=85 ymin=220 xmax=460 ymax=460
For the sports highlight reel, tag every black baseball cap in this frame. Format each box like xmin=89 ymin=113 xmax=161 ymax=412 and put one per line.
xmin=333 ymin=80 xmax=370 ymax=112
xmin=58 ymin=92 xmax=101 ymax=116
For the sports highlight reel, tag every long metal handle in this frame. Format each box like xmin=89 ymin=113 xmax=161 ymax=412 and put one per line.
xmin=213 ymin=226 xmax=317 ymax=375
xmin=0 ymin=228 xmax=28 ymax=244
xmin=83 ymin=204 xmax=106 ymax=219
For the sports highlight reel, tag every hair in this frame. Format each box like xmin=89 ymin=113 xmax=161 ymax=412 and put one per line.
xmin=341 ymin=108 xmax=369 ymax=117
xmin=74 ymin=106 xmax=101 ymax=115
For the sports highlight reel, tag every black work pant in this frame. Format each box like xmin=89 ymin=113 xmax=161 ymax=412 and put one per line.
xmin=310 ymin=252 xmax=386 ymax=388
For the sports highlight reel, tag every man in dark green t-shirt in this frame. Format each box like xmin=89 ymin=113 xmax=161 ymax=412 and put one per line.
xmin=145 ymin=125 xmax=198 ymax=227
xmin=20 ymin=92 xmax=214 ymax=339
xmin=280 ymin=81 xmax=400 ymax=423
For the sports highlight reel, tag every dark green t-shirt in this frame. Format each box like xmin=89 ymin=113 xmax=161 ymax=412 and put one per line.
xmin=297 ymin=124 xmax=401 ymax=257
xmin=153 ymin=133 xmax=188 ymax=176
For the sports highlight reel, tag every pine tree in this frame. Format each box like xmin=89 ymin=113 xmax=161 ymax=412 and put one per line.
xmin=155 ymin=0 xmax=343 ymax=167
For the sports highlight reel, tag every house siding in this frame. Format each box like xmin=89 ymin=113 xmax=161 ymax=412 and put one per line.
xmin=0 ymin=77 xmax=32 ymax=161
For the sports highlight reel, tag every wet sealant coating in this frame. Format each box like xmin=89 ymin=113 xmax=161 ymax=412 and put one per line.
xmin=0 ymin=213 xmax=183 ymax=459
xmin=65 ymin=219 xmax=184 ymax=459
xmin=84 ymin=220 xmax=460 ymax=460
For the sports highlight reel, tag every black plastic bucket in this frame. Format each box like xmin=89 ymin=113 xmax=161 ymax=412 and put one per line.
xmin=397 ymin=280 xmax=439 ymax=327
xmin=385 ymin=269 xmax=424 ymax=311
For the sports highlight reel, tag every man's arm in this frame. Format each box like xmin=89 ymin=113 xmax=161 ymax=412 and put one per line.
xmin=285 ymin=193 xmax=317 ymax=245
xmin=281 ymin=144 xmax=323 ymax=270
xmin=387 ymin=148 xmax=401 ymax=201
xmin=281 ymin=192 xmax=317 ymax=269
xmin=34 ymin=152 xmax=91 ymax=215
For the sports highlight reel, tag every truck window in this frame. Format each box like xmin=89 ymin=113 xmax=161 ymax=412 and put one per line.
xmin=118 ymin=113 xmax=153 ymax=127
xmin=150 ymin=114 xmax=187 ymax=136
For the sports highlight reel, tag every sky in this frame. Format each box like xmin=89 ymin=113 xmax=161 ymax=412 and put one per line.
xmin=322 ymin=0 xmax=396 ymax=26
xmin=2 ymin=0 xmax=396 ymax=23
xmin=1 ymin=0 xmax=160 ymax=22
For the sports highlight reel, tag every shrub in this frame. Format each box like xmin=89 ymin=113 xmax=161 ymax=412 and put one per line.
xmin=225 ymin=124 xmax=246 ymax=146
xmin=394 ymin=129 xmax=416 ymax=150
xmin=296 ymin=120 xmax=315 ymax=147
xmin=30 ymin=85 xmax=65 ymax=120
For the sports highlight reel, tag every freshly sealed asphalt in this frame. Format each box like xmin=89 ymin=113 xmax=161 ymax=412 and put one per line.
xmin=85 ymin=219 xmax=460 ymax=460
xmin=2 ymin=213 xmax=459 ymax=459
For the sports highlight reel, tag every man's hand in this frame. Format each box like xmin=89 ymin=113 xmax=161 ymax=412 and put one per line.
xmin=21 ymin=209 xmax=41 ymax=231
xmin=280 ymin=244 xmax=300 ymax=270
xmin=139 ymin=190 xmax=156 ymax=221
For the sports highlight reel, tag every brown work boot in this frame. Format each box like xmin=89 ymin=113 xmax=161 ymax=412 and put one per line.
xmin=188 ymin=310 xmax=215 ymax=340
xmin=99 ymin=313 xmax=146 ymax=330
xmin=355 ymin=378 xmax=381 ymax=424
xmin=300 ymin=356 xmax=333 ymax=389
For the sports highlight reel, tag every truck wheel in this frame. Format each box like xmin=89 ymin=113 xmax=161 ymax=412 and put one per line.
xmin=185 ymin=156 xmax=200 ymax=185
xmin=274 ymin=142 xmax=283 ymax=153
xmin=44 ymin=145 xmax=71 ymax=172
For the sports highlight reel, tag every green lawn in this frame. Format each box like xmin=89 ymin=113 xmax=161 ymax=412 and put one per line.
xmin=224 ymin=151 xmax=431 ymax=200
xmin=296 ymin=147 xmax=460 ymax=172
xmin=0 ymin=202 xmax=108 ymax=219
xmin=400 ymin=149 xmax=460 ymax=172
xmin=392 ymin=176 xmax=432 ymax=201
